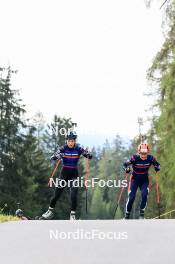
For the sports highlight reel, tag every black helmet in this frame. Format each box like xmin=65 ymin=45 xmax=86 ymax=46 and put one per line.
xmin=66 ymin=131 xmax=77 ymax=140
xmin=15 ymin=209 xmax=24 ymax=217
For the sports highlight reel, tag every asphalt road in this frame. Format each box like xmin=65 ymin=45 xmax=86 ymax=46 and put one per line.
xmin=0 ymin=219 xmax=174 ymax=264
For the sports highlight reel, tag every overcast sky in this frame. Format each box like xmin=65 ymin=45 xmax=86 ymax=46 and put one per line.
xmin=0 ymin=0 xmax=165 ymax=146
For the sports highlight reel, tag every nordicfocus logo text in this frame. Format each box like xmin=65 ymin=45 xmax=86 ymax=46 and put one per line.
xmin=49 ymin=177 xmax=128 ymax=189
xmin=49 ymin=229 xmax=128 ymax=240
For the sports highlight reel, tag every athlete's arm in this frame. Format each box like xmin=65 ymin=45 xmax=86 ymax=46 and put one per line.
xmin=79 ymin=146 xmax=93 ymax=159
xmin=50 ymin=146 xmax=64 ymax=161
xmin=123 ymin=155 xmax=136 ymax=173
xmin=152 ymin=156 xmax=160 ymax=172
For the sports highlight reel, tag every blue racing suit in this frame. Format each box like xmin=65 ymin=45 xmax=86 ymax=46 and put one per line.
xmin=50 ymin=144 xmax=92 ymax=211
xmin=123 ymin=154 xmax=160 ymax=214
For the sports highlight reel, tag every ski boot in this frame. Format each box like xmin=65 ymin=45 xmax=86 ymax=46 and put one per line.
xmin=124 ymin=212 xmax=130 ymax=220
xmin=70 ymin=211 xmax=76 ymax=220
xmin=40 ymin=207 xmax=54 ymax=220
xmin=139 ymin=210 xmax=145 ymax=220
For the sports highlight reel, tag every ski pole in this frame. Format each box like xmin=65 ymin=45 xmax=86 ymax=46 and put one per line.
xmin=85 ymin=158 xmax=89 ymax=214
xmin=155 ymin=172 xmax=161 ymax=218
xmin=48 ymin=159 xmax=61 ymax=187
xmin=113 ymin=173 xmax=128 ymax=219
xmin=160 ymin=0 xmax=169 ymax=9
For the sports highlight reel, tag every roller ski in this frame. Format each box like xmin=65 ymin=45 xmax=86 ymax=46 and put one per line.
xmin=37 ymin=207 xmax=54 ymax=220
xmin=139 ymin=210 xmax=145 ymax=220
xmin=70 ymin=211 xmax=76 ymax=220
xmin=124 ymin=212 xmax=130 ymax=220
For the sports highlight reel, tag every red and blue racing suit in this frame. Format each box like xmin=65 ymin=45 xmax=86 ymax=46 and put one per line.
xmin=123 ymin=154 xmax=160 ymax=214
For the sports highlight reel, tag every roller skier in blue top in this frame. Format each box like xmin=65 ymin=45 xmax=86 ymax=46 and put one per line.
xmin=123 ymin=143 xmax=160 ymax=219
xmin=41 ymin=132 xmax=92 ymax=220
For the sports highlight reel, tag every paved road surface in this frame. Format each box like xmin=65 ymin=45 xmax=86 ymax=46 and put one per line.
xmin=0 ymin=220 xmax=174 ymax=264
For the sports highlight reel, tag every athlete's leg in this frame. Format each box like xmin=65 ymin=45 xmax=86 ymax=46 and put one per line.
xmin=125 ymin=177 xmax=139 ymax=215
xmin=69 ymin=169 xmax=79 ymax=212
xmin=140 ymin=179 xmax=150 ymax=213
xmin=50 ymin=168 xmax=68 ymax=208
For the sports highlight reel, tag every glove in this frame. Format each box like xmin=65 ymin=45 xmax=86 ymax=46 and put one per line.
xmin=155 ymin=167 xmax=160 ymax=172
xmin=84 ymin=148 xmax=92 ymax=159
xmin=154 ymin=164 xmax=160 ymax=172
xmin=88 ymin=153 xmax=93 ymax=159
xmin=125 ymin=167 xmax=131 ymax=173
xmin=50 ymin=156 xmax=57 ymax=160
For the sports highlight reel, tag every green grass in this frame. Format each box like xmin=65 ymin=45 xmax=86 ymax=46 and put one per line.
xmin=0 ymin=214 xmax=18 ymax=223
